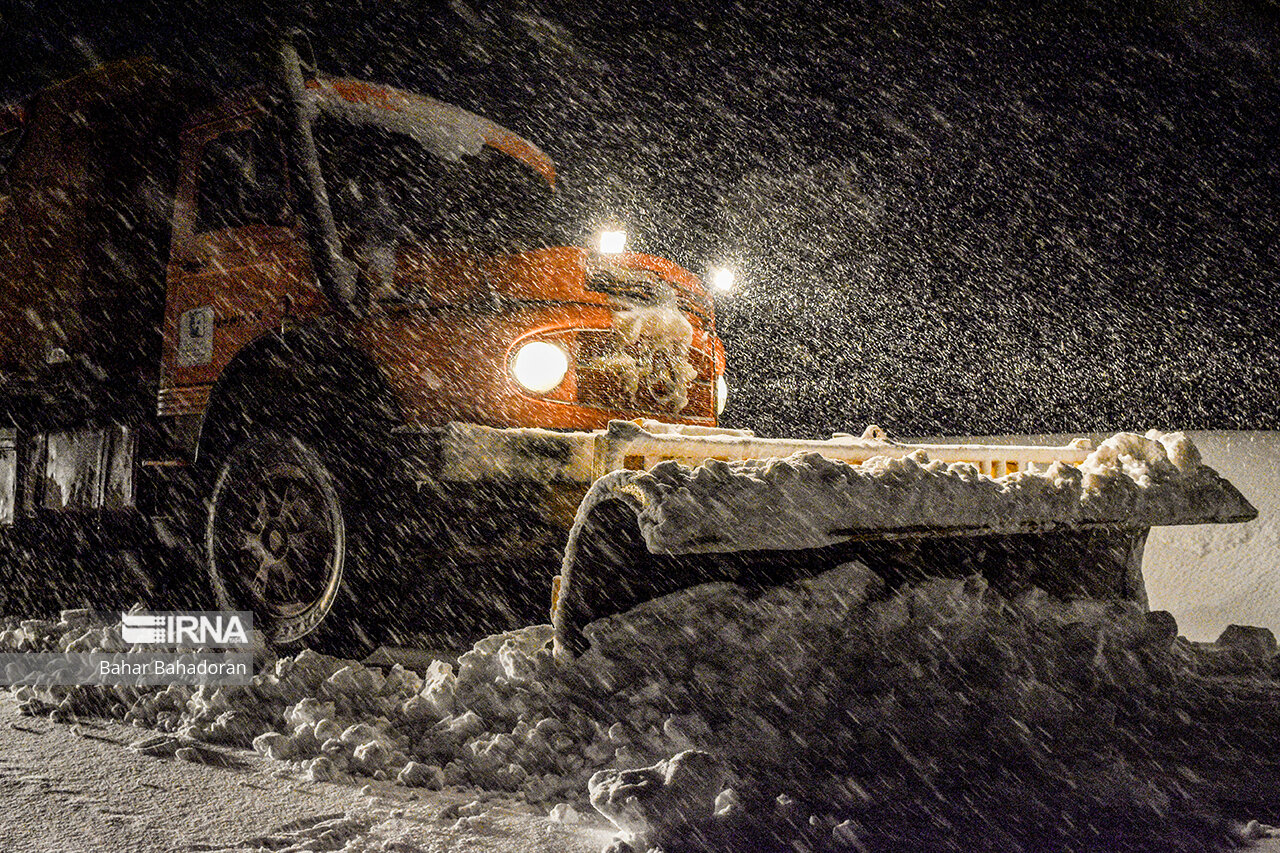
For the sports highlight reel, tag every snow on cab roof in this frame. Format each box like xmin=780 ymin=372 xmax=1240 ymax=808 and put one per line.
xmin=311 ymin=76 xmax=557 ymax=189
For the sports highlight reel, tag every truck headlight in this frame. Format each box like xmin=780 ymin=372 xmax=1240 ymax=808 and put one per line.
xmin=716 ymin=375 xmax=729 ymax=414
xmin=511 ymin=341 xmax=569 ymax=393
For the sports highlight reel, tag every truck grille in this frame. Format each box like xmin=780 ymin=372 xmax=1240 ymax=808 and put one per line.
xmin=575 ymin=330 xmax=713 ymax=417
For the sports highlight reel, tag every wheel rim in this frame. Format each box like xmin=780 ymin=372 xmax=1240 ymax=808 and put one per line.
xmin=208 ymin=437 xmax=345 ymax=642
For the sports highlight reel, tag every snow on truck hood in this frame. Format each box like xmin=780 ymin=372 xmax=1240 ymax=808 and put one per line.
xmin=607 ymin=430 xmax=1256 ymax=556
xmin=389 ymin=246 xmax=713 ymax=317
xmin=491 ymin=249 xmax=711 ymax=314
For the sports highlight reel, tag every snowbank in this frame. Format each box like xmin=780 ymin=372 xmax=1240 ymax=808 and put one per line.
xmin=8 ymin=562 xmax=1280 ymax=852
xmin=1143 ymin=431 xmax=1280 ymax=640
xmin=938 ymin=431 xmax=1278 ymax=640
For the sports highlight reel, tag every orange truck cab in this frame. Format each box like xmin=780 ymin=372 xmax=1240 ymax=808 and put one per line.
xmin=0 ymin=47 xmax=728 ymax=652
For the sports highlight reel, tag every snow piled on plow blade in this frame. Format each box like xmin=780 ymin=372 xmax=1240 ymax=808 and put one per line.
xmin=551 ymin=429 xmax=1256 ymax=660
xmin=608 ymin=430 xmax=1254 ymax=556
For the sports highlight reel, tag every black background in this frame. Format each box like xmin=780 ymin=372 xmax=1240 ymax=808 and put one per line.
xmin=3 ymin=0 xmax=1277 ymax=437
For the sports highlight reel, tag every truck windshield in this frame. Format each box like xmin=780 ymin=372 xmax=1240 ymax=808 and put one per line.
xmin=313 ymin=111 xmax=567 ymax=258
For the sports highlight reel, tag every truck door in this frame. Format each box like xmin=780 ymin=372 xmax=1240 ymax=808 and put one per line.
xmin=161 ymin=114 xmax=321 ymax=420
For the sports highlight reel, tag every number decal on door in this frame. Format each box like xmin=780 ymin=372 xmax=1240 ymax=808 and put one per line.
xmin=178 ymin=305 xmax=215 ymax=367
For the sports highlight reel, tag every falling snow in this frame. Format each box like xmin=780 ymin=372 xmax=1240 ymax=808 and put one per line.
xmin=0 ymin=2 xmax=1277 ymax=852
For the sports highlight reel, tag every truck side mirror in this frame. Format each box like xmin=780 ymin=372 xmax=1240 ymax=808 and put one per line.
xmin=269 ymin=34 xmax=360 ymax=317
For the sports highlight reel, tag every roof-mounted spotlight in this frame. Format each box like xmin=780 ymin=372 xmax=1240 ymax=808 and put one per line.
xmin=597 ymin=230 xmax=627 ymax=255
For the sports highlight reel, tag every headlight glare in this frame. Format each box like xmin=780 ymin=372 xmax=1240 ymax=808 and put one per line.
xmin=598 ymin=230 xmax=627 ymax=254
xmin=716 ymin=375 xmax=729 ymax=415
xmin=511 ymin=341 xmax=569 ymax=393
xmin=710 ymin=267 xmax=735 ymax=292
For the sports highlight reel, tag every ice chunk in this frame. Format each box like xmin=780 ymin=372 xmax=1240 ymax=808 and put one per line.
xmin=589 ymin=750 xmax=726 ymax=851
xmin=548 ymin=802 xmax=582 ymax=824
xmin=252 ymin=732 xmax=294 ymax=761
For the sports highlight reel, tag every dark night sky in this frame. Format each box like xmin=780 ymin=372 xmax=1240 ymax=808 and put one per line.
xmin=2 ymin=0 xmax=1277 ymax=437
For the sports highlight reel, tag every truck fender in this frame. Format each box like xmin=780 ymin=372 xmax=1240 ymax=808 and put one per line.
xmin=193 ymin=322 xmax=403 ymax=472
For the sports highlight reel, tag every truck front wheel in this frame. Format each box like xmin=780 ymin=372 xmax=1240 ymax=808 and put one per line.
xmin=205 ymin=433 xmax=374 ymax=658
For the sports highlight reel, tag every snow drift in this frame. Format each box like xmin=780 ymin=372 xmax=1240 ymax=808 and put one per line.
xmin=7 ymin=560 xmax=1280 ymax=852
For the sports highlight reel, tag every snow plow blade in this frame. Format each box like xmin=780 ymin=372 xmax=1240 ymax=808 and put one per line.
xmin=551 ymin=429 xmax=1256 ymax=659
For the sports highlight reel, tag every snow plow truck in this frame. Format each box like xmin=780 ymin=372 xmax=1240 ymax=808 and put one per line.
xmin=0 ymin=42 xmax=1256 ymax=658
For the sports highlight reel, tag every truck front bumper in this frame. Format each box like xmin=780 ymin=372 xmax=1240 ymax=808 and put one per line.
xmin=393 ymin=419 xmax=1097 ymax=486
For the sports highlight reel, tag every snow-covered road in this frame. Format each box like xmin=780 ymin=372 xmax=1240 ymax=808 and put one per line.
xmin=9 ymin=562 xmax=1280 ymax=852
xmin=0 ymin=694 xmax=610 ymax=852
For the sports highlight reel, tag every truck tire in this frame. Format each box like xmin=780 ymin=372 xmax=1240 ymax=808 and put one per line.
xmin=204 ymin=431 xmax=379 ymax=659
